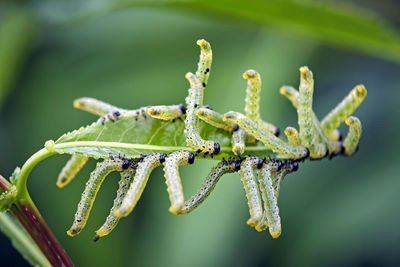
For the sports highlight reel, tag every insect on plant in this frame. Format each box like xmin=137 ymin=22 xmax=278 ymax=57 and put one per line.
xmin=0 ymin=39 xmax=367 ymax=255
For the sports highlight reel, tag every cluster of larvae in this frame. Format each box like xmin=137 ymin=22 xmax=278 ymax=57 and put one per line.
xmin=59 ymin=39 xmax=366 ymax=240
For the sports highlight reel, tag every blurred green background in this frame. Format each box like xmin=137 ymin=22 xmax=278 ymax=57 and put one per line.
xmin=1 ymin=0 xmax=400 ymax=266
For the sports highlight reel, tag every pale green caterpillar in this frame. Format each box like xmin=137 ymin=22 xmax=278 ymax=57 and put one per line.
xmin=280 ymin=85 xmax=342 ymax=154
xmin=114 ymin=153 xmax=164 ymax=217
xmin=184 ymin=72 xmax=220 ymax=155
xmin=243 ymin=69 xmax=280 ymax=136
xmin=223 ymin=111 xmax=309 ymax=159
xmin=195 ymin=39 xmax=212 ymax=87
xmin=297 ymin=67 xmax=327 ymax=159
xmin=196 ymin=107 xmax=236 ymax=132
xmin=238 ymin=157 xmax=263 ymax=227
xmin=343 ymin=116 xmax=362 ymax=156
xmin=178 ymin=160 xmax=236 ymax=215
xmin=256 ymin=161 xmax=281 ymax=238
xmin=320 ymin=84 xmax=367 ymax=136
xmin=67 ymin=158 xmax=124 ymax=236
xmin=57 ymin=155 xmax=89 ymax=188
xmin=147 ymin=104 xmax=186 ymax=121
xmin=73 ymin=97 xmax=124 ymax=116
xmin=94 ymin=168 xmax=136 ymax=241
xmin=163 ymin=150 xmax=195 ymax=214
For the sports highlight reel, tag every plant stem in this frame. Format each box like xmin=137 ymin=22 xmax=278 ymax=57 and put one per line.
xmin=10 ymin=200 xmax=74 ymax=267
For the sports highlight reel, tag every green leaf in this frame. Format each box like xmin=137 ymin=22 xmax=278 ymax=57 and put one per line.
xmin=101 ymin=0 xmax=400 ymax=63
xmin=53 ymin=107 xmax=272 ymax=160
xmin=0 ymin=212 xmax=51 ymax=267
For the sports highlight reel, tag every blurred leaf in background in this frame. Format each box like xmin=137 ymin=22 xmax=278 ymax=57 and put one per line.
xmin=0 ymin=0 xmax=399 ymax=266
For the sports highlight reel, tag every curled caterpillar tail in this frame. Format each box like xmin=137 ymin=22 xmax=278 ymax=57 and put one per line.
xmin=67 ymin=158 xmax=123 ymax=237
xmin=321 ymin=84 xmax=367 ymax=136
xmin=297 ymin=67 xmax=327 ymax=159
xmin=238 ymin=157 xmax=263 ymax=227
xmin=73 ymin=97 xmax=123 ymax=116
xmin=147 ymin=104 xmax=185 ymax=121
xmin=57 ymin=155 xmax=89 ymax=188
xmin=343 ymin=116 xmax=362 ymax=156
xmin=178 ymin=160 xmax=236 ymax=215
xmin=114 ymin=153 xmax=163 ymax=217
xmin=223 ymin=111 xmax=309 ymax=160
xmin=94 ymin=168 xmax=136 ymax=240
xmin=163 ymin=150 xmax=195 ymax=214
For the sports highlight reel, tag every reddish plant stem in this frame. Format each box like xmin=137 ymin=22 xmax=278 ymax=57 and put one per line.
xmin=10 ymin=201 xmax=74 ymax=267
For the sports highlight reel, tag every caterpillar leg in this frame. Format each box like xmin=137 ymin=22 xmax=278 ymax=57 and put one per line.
xmin=297 ymin=67 xmax=327 ymax=159
xmin=147 ymin=104 xmax=186 ymax=121
xmin=94 ymin=168 xmax=136 ymax=241
xmin=163 ymin=150 xmax=195 ymax=214
xmin=243 ymin=70 xmax=280 ymax=136
xmin=114 ymin=153 xmax=164 ymax=217
xmin=57 ymin=155 xmax=89 ymax=188
xmin=256 ymin=161 xmax=281 ymax=238
xmin=238 ymin=157 xmax=263 ymax=227
xmin=178 ymin=160 xmax=236 ymax=215
xmin=320 ymin=84 xmax=367 ymax=136
xmin=280 ymin=85 xmax=342 ymax=155
xmin=223 ymin=111 xmax=309 ymax=160
xmin=343 ymin=116 xmax=362 ymax=156
xmin=67 ymin=158 xmax=124 ymax=237
xmin=184 ymin=72 xmax=220 ymax=155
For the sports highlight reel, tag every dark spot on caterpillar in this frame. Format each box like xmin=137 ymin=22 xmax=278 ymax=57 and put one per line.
xmin=233 ymin=124 xmax=239 ymax=132
xmin=292 ymin=161 xmax=299 ymax=172
xmin=257 ymin=158 xmax=264 ymax=169
xmin=112 ymin=110 xmax=121 ymax=118
xmin=93 ymin=235 xmax=100 ymax=242
xmin=202 ymin=83 xmax=206 ymax=87
xmin=275 ymin=128 xmax=281 ymax=137
xmin=205 ymin=68 xmax=210 ymax=73
xmin=159 ymin=153 xmax=167 ymax=164
xmin=194 ymin=104 xmax=198 ymax=108
xmin=122 ymin=159 xmax=130 ymax=170
xmin=179 ymin=104 xmax=186 ymax=114
xmin=203 ymin=104 xmax=212 ymax=110
xmin=235 ymin=160 xmax=241 ymax=171
xmin=213 ymin=143 xmax=220 ymax=155
xmin=188 ymin=153 xmax=195 ymax=164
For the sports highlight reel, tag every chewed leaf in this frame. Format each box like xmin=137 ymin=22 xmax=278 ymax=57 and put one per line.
xmin=54 ymin=107 xmax=272 ymax=160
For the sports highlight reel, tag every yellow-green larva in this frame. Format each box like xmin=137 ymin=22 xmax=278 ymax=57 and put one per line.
xmin=67 ymin=158 xmax=123 ymax=237
xmin=280 ymin=85 xmax=342 ymax=155
xmin=114 ymin=153 xmax=163 ymax=217
xmin=257 ymin=161 xmax=281 ymax=238
xmin=320 ymin=84 xmax=367 ymax=136
xmin=147 ymin=104 xmax=185 ymax=121
xmin=73 ymin=97 xmax=124 ymax=116
xmin=343 ymin=116 xmax=362 ymax=156
xmin=184 ymin=72 xmax=220 ymax=155
xmin=223 ymin=111 xmax=309 ymax=159
xmin=196 ymin=107 xmax=236 ymax=132
xmin=195 ymin=39 xmax=212 ymax=87
xmin=238 ymin=157 xmax=263 ymax=227
xmin=178 ymin=160 xmax=236 ymax=215
xmin=94 ymin=168 xmax=136 ymax=240
xmin=57 ymin=155 xmax=89 ymax=188
xmin=163 ymin=150 xmax=195 ymax=214
xmin=284 ymin=127 xmax=301 ymax=146
xmin=297 ymin=67 xmax=327 ymax=159
xmin=243 ymin=69 xmax=280 ymax=136
xmin=232 ymin=127 xmax=246 ymax=156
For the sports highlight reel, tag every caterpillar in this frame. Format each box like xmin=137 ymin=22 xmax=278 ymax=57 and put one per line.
xmin=67 ymin=158 xmax=124 ymax=236
xmin=94 ymin=167 xmax=136 ymax=241
xmin=57 ymin=39 xmax=366 ymax=241
xmin=163 ymin=150 xmax=195 ymax=214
